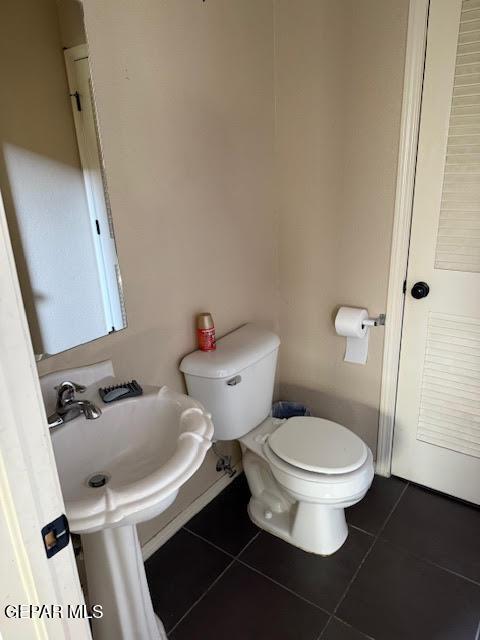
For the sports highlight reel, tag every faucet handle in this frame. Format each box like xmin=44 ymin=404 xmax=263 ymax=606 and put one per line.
xmin=47 ymin=412 xmax=64 ymax=430
xmin=55 ymin=380 xmax=86 ymax=394
xmin=55 ymin=381 xmax=87 ymax=410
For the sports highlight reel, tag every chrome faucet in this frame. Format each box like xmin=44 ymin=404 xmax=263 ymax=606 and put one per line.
xmin=48 ymin=381 xmax=102 ymax=429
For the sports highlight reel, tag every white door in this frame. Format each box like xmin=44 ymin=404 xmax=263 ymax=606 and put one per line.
xmin=0 ymin=192 xmax=91 ymax=639
xmin=64 ymin=46 xmax=125 ymax=334
xmin=393 ymin=0 xmax=480 ymax=505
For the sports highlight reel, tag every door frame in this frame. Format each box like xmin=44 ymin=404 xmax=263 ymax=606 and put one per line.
xmin=64 ymin=44 xmax=126 ymax=334
xmin=376 ymin=0 xmax=430 ymax=476
xmin=0 ymin=190 xmax=91 ymax=639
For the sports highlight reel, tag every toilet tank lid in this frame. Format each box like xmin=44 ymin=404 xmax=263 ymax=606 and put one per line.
xmin=179 ymin=323 xmax=280 ymax=379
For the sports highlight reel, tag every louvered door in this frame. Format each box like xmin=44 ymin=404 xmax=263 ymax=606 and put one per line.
xmin=393 ymin=0 xmax=480 ymax=504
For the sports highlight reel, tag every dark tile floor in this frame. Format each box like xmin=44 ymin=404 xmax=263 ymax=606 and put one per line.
xmin=145 ymin=473 xmax=480 ymax=640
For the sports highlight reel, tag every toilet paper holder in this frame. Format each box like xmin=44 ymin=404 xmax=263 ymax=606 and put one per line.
xmin=362 ymin=313 xmax=386 ymax=328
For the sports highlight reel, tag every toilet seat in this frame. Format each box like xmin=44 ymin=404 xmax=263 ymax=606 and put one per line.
xmin=263 ymin=440 xmax=374 ymax=505
xmin=267 ymin=416 xmax=368 ymax=474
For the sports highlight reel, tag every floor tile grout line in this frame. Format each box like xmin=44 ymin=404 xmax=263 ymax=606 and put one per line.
xmin=164 ymin=478 xmax=480 ymax=639
xmin=168 ymin=480 xmax=411 ymax=636
xmin=176 ymin=526 xmax=332 ymax=619
xmin=166 ymin=556 xmax=236 ymax=637
xmin=347 ymin=480 xmax=412 ymax=538
xmin=177 ymin=486 xmax=412 ymax=633
xmin=347 ymin=522 xmax=376 ymax=537
xmin=376 ymin=534 xmax=480 ymax=588
xmin=233 ymin=529 xmax=262 ymax=559
xmin=331 ymin=481 xmax=410 ymax=617
xmin=182 ymin=526 xmax=236 ymax=559
xmin=317 ymin=614 xmax=377 ymax=640
xmin=167 ymin=531 xmax=261 ymax=636
xmin=332 ymin=535 xmax=376 ymax=617
xmin=375 ymin=480 xmax=480 ymax=589
xmin=376 ymin=481 xmax=410 ymax=536
xmin=235 ymin=556 xmax=330 ymax=617
xmin=316 ymin=614 xmax=332 ymax=640
xmin=332 ymin=615 xmax=376 ymax=640
xmin=346 ymin=478 xmax=480 ymax=590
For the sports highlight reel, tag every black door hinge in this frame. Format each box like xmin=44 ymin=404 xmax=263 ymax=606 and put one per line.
xmin=42 ymin=514 xmax=70 ymax=559
xmin=95 ymin=219 xmax=101 ymax=235
xmin=70 ymin=91 xmax=82 ymax=112
xmin=402 ymin=279 xmax=407 ymax=294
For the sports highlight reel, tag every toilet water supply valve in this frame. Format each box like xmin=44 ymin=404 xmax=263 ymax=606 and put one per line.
xmin=212 ymin=442 xmax=237 ymax=478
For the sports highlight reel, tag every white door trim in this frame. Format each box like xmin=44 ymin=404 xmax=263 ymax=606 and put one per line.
xmin=0 ymin=190 xmax=91 ymax=639
xmin=64 ymin=45 xmax=125 ymax=333
xmin=376 ymin=0 xmax=430 ymax=476
xmin=63 ymin=44 xmax=110 ymax=332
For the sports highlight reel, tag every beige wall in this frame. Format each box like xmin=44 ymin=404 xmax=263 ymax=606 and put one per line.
xmin=276 ymin=0 xmax=409 ymax=454
xmin=10 ymin=1 xmax=408 ymax=546
xmin=38 ymin=0 xmax=276 ymax=544
xmin=56 ymin=0 xmax=86 ymax=48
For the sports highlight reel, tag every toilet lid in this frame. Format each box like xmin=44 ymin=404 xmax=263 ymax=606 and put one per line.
xmin=268 ymin=417 xmax=368 ymax=474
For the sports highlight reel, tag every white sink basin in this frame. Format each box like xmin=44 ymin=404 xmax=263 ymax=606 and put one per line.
xmin=51 ymin=384 xmax=213 ymax=533
xmin=41 ymin=361 xmax=214 ymax=640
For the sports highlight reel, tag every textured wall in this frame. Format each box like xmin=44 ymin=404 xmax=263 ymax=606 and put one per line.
xmin=276 ymin=0 xmax=409 ymax=454
xmin=56 ymin=0 xmax=86 ymax=48
xmin=38 ymin=0 xmax=277 ymax=544
xmin=22 ymin=0 xmax=409 ymax=547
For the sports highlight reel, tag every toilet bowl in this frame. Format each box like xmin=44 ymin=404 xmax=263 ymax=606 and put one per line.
xmin=180 ymin=323 xmax=374 ymax=556
xmin=240 ymin=416 xmax=373 ymax=555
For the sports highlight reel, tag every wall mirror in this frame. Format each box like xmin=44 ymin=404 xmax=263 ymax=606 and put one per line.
xmin=0 ymin=0 xmax=127 ymax=358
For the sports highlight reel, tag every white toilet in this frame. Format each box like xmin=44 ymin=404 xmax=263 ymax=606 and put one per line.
xmin=180 ymin=323 xmax=374 ymax=555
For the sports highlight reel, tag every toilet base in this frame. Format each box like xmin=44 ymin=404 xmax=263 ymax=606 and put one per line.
xmin=241 ymin=441 xmax=372 ymax=556
xmin=248 ymin=496 xmax=348 ymax=555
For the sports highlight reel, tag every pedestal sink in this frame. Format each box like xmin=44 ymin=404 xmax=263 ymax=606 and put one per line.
xmin=42 ymin=362 xmax=214 ymax=640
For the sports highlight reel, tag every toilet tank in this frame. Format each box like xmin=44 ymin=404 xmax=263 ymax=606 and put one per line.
xmin=180 ymin=324 xmax=280 ymax=440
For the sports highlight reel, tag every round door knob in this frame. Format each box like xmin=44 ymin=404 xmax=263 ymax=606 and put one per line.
xmin=411 ymin=281 xmax=430 ymax=299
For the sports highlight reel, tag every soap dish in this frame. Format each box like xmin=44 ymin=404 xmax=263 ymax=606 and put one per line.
xmin=99 ymin=380 xmax=143 ymax=403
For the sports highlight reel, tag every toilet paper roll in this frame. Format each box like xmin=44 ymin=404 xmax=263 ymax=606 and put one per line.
xmin=335 ymin=307 xmax=370 ymax=365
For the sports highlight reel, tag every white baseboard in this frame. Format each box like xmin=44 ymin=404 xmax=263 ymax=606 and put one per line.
xmin=141 ymin=462 xmax=243 ymax=561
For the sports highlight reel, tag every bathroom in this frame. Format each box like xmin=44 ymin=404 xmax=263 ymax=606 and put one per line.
xmin=0 ymin=0 xmax=479 ymax=638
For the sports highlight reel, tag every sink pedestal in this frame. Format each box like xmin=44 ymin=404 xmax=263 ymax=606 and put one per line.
xmin=82 ymin=525 xmax=166 ymax=640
